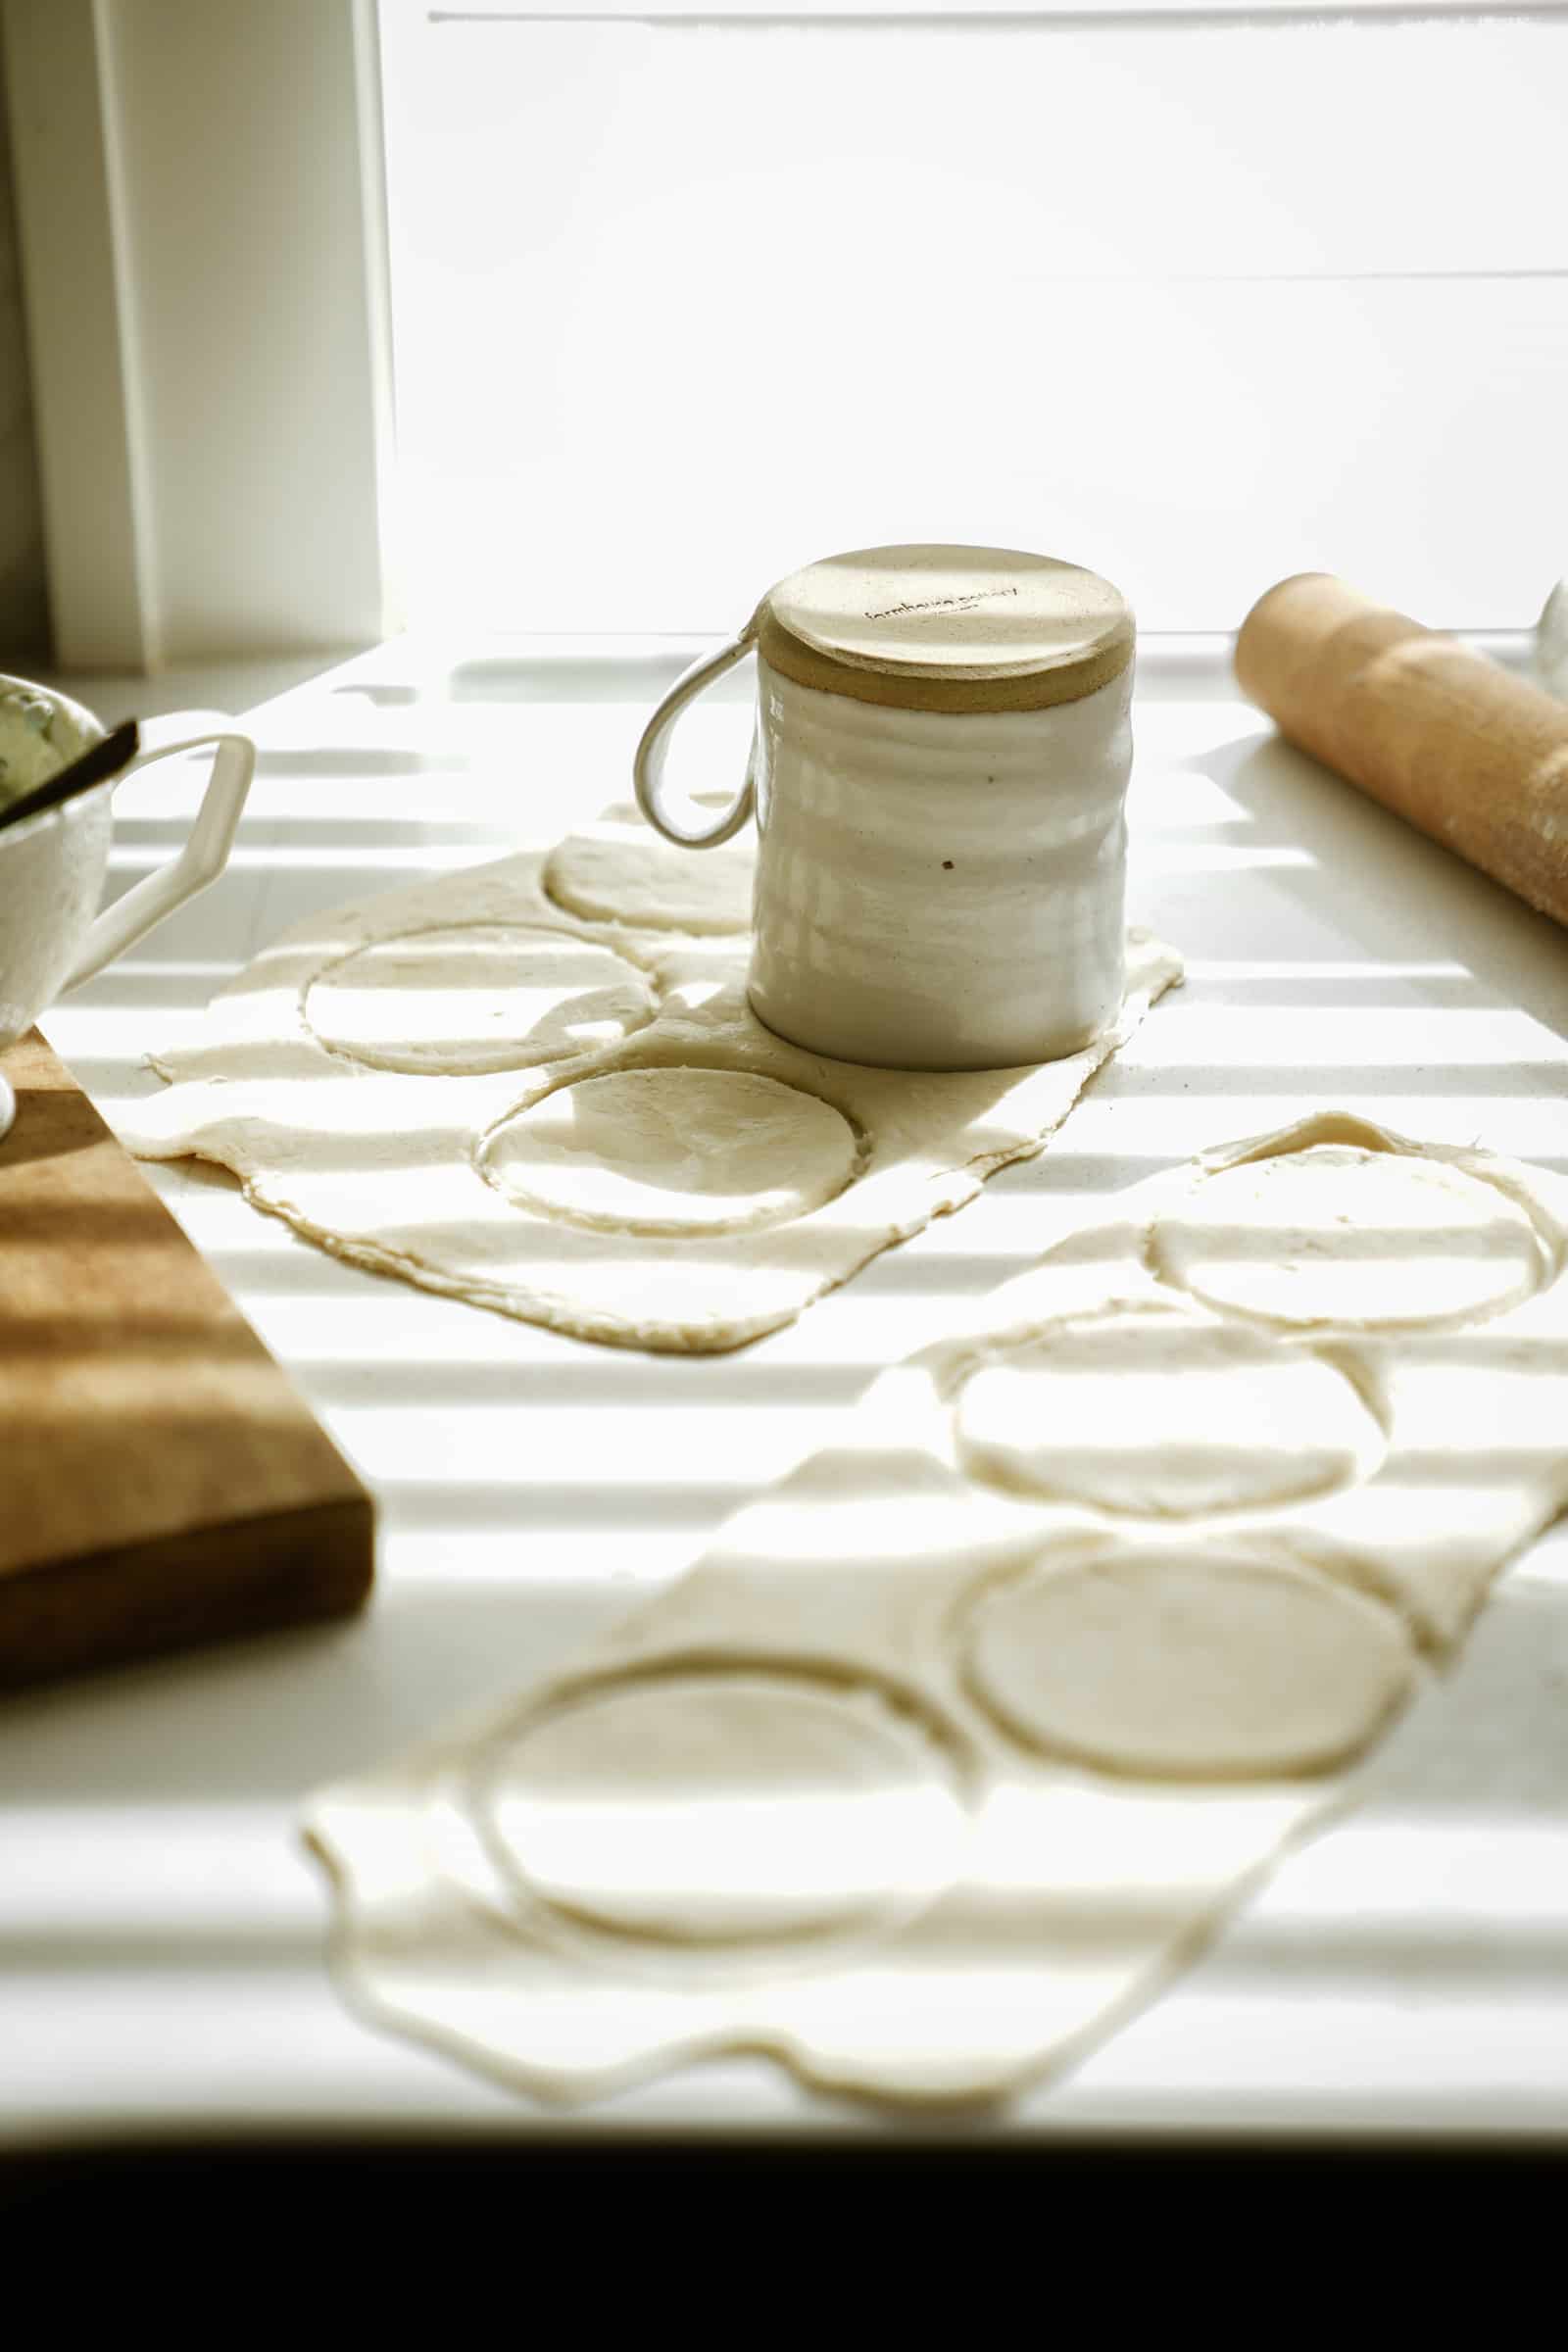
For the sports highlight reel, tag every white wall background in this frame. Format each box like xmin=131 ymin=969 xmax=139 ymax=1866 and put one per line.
xmin=0 ymin=26 xmax=47 ymax=663
xmin=380 ymin=4 xmax=1568 ymax=638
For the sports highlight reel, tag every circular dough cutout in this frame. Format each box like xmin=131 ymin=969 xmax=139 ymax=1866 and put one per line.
xmin=479 ymin=1066 xmax=859 ymax=1236
xmin=305 ymin=923 xmax=654 ymax=1074
xmin=482 ymin=1670 xmax=967 ymax=1947
xmin=955 ymin=1309 xmax=1381 ymax=1518
xmin=1153 ymin=1145 xmax=1543 ymax=1330
xmin=963 ymin=1544 xmax=1413 ymax=1780
xmin=544 ymin=810 xmax=754 ymax=934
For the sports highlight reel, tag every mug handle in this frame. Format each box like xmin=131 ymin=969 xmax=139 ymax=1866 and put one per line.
xmin=633 ymin=624 xmax=759 ymax=849
xmin=65 ymin=710 xmax=256 ymax=989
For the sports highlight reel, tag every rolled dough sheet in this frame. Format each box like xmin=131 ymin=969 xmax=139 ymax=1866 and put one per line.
xmin=121 ymin=804 xmax=1182 ymax=1352
xmin=305 ymin=1112 xmax=1568 ymax=2108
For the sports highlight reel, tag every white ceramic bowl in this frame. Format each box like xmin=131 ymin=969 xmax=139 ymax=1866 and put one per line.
xmin=0 ymin=673 xmax=255 ymax=1138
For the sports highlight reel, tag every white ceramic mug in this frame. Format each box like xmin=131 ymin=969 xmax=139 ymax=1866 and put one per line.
xmin=633 ymin=545 xmax=1135 ymax=1070
xmin=0 ymin=674 xmax=255 ymax=1138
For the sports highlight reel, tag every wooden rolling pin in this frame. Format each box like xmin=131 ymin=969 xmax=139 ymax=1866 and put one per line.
xmin=1235 ymin=572 xmax=1568 ymax=928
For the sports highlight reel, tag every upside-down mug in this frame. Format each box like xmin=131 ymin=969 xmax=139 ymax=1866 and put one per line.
xmin=0 ymin=674 xmax=255 ymax=1138
xmin=632 ymin=543 xmax=1135 ymax=1070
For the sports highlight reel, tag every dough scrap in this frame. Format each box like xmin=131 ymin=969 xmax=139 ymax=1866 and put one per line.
xmin=305 ymin=1112 xmax=1568 ymax=2107
xmin=955 ymin=1307 xmax=1381 ymax=1518
xmin=1154 ymin=1143 xmax=1544 ymax=1330
xmin=962 ymin=1544 xmax=1413 ymax=1780
xmin=124 ymin=813 xmax=1182 ymax=1352
xmin=480 ymin=1067 xmax=860 ymax=1236
xmin=305 ymin=923 xmax=654 ymax=1074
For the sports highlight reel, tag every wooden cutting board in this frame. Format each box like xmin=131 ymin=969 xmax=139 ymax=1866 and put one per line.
xmin=0 ymin=1029 xmax=373 ymax=1691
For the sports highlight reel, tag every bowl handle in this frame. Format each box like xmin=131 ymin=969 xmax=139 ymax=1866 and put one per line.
xmin=65 ymin=712 xmax=255 ymax=989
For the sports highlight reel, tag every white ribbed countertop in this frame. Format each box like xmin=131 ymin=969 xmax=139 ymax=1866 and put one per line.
xmin=7 ymin=634 xmax=1568 ymax=2151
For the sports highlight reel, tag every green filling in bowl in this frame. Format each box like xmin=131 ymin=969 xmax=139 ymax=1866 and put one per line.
xmin=0 ymin=688 xmax=96 ymax=810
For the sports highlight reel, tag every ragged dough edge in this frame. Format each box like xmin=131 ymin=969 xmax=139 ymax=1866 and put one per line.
xmin=300 ymin=1639 xmax=1351 ymax=2112
xmin=303 ymin=1774 xmax=1355 ymax=2113
xmin=127 ymin=1067 xmax=998 ymax=1354
xmin=256 ymin=1180 xmax=951 ymax=1351
xmin=125 ymin=875 xmax=1183 ymax=1351
xmin=301 ymin=1110 xmax=1568 ymax=2111
xmin=184 ymin=1143 xmax=994 ymax=1353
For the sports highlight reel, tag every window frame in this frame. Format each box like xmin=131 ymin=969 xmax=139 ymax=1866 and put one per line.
xmin=1 ymin=0 xmax=398 ymax=669
xmin=3 ymin=0 xmax=1556 ymax=667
